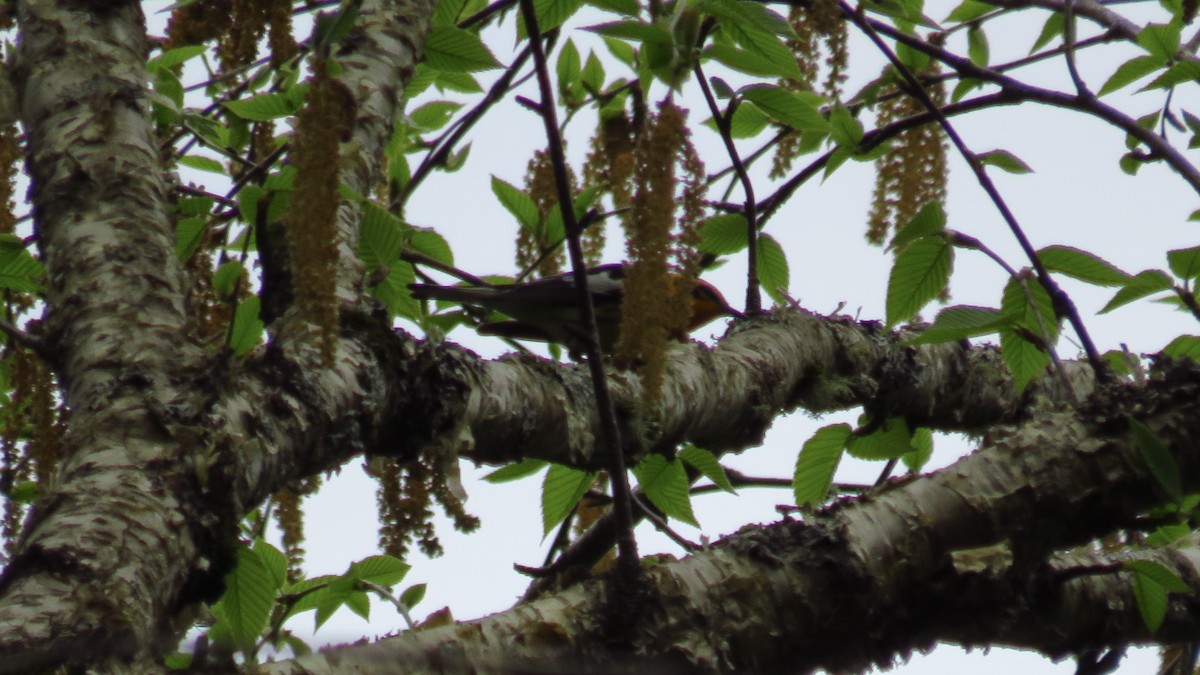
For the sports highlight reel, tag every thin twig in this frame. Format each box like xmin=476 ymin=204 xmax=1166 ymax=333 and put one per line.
xmin=0 ymin=318 xmax=48 ymax=359
xmin=632 ymin=494 xmax=700 ymax=552
xmin=841 ymin=1 xmax=1109 ymax=384
xmin=517 ymin=0 xmax=640 ymax=577
xmin=695 ymin=63 xmax=761 ymax=314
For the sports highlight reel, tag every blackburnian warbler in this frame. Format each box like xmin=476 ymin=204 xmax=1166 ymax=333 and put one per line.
xmin=409 ymin=264 xmax=742 ymax=356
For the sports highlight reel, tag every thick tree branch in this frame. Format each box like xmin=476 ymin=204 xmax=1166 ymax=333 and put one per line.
xmin=261 ymin=360 xmax=1200 ymax=672
xmin=438 ymin=309 xmax=1094 ymax=467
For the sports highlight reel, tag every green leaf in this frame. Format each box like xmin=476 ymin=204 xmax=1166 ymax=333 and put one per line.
xmin=847 ymin=418 xmax=913 ymax=460
xmin=698 ymin=214 xmax=748 ymax=255
xmin=253 ymin=539 xmax=289 ymax=590
xmin=423 ymin=26 xmax=502 ymax=73
xmin=1146 ymin=523 xmax=1190 ymax=547
xmin=793 ymin=424 xmax=850 ymax=507
xmin=483 ymin=459 xmax=548 ymax=483
xmin=371 ymin=262 xmax=420 ymax=321
xmin=705 ymin=44 xmax=802 ymax=80
xmin=945 ymin=0 xmax=993 ymax=22
xmin=633 ymin=455 xmax=698 ymax=526
xmin=177 ymin=152 xmax=226 ymax=172
xmin=1163 ymin=335 xmax=1200 ymax=361
xmin=408 ymin=100 xmax=462 ymax=131
xmin=175 ymin=217 xmax=206 ymax=261
xmin=890 ymin=201 xmax=946 ymax=250
xmin=557 ymin=39 xmax=582 ymax=103
xmin=977 ymin=149 xmax=1032 ymax=174
xmin=400 ymin=583 xmax=427 ymax=609
xmin=828 ymin=104 xmax=864 ymax=148
xmin=706 ymin=102 xmax=770 ymax=139
xmin=1030 ymin=13 xmax=1063 ymax=54
xmin=584 ymin=20 xmax=674 ymax=45
xmin=1038 ymin=245 xmax=1130 ymax=286
xmin=1098 ymin=55 xmax=1163 ymax=96
xmin=886 ymin=236 xmax=954 ymax=327
xmin=1132 ymin=567 xmax=1169 ymax=632
xmin=1167 ymin=245 xmax=1200 ymax=280
xmin=359 ymin=202 xmax=407 ymax=269
xmin=1000 ymin=326 xmax=1050 ymax=393
xmin=518 ymin=0 xmax=585 ymax=37
xmin=679 ymin=445 xmax=736 ymax=493
xmin=1101 ymin=270 xmax=1173 ymax=313
xmin=581 ymin=51 xmax=606 ymax=92
xmin=282 ymin=575 xmax=336 ymax=619
xmin=147 ymin=44 xmax=206 ymax=72
xmin=351 ymin=555 xmax=410 ymax=587
xmin=491 ymin=176 xmax=540 ymax=230
xmin=212 ymin=261 xmax=245 ymax=300
xmin=212 ymin=543 xmax=281 ymax=652
xmin=1128 ymin=559 xmax=1190 ymax=592
xmin=434 ymin=70 xmax=482 ymax=94
xmin=1137 ymin=22 xmax=1181 ymax=60
xmin=902 ymin=427 xmax=934 ymax=472
xmin=905 ymin=305 xmax=1006 ymax=345
xmin=224 ymin=93 xmax=295 ymax=121
xmin=408 ymin=228 xmax=454 ymax=266
xmin=1129 ymin=416 xmax=1182 ymax=502
xmin=757 ymin=234 xmax=790 ymax=306
xmin=739 ymin=85 xmax=829 ymax=132
xmin=1141 ymin=60 xmax=1200 ymax=91
xmin=967 ymin=25 xmax=989 ymax=66
xmin=229 ymin=296 xmax=264 ymax=356
xmin=602 ymin=35 xmax=637 ymax=66
xmin=541 ymin=464 xmax=596 ymax=535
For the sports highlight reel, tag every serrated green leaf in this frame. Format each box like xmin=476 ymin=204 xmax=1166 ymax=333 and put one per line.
xmin=977 ymin=149 xmax=1032 ymax=174
xmin=945 ymin=0 xmax=993 ymax=23
xmin=408 ymin=100 xmax=462 ymax=131
xmin=175 ymin=216 xmax=206 ymax=261
xmin=582 ymin=51 xmax=606 ymax=92
xmin=902 ymin=427 xmax=934 ymax=472
xmin=283 ymin=575 xmax=337 ymax=618
xmin=351 ymin=555 xmax=410 ymax=587
xmin=584 ymin=20 xmax=674 ymax=45
xmin=1132 ymin=569 xmax=1169 ymax=632
xmin=699 ymin=214 xmax=749 ymax=255
xmin=1101 ymin=269 xmax=1174 ymax=313
xmin=253 ymin=539 xmax=289 ymax=589
xmin=1129 ymin=415 xmax=1182 ymax=501
xmin=147 ymin=44 xmax=206 ymax=72
xmin=757 ymin=234 xmax=790 ymax=306
xmin=1141 ymin=60 xmax=1200 ymax=91
xmin=1163 ymin=335 xmax=1200 ymax=362
xmin=905 ymin=305 xmax=1006 ymax=345
xmin=705 ymin=43 xmax=802 ymax=80
xmin=1038 ymin=245 xmax=1129 ymax=286
xmin=212 ymin=261 xmax=245 ymax=300
xmin=409 ymin=228 xmax=454 ymax=266
xmin=484 ymin=459 xmax=548 ymax=483
xmin=1168 ymin=245 xmax=1200 ymax=280
xmin=794 ymin=424 xmax=850 ymax=506
xmin=1146 ymin=523 xmax=1190 ymax=547
xmin=740 ymin=85 xmax=829 ymax=132
xmin=1098 ymin=55 xmax=1163 ymax=96
xmin=518 ymin=0 xmax=586 ymax=38
xmin=541 ymin=464 xmax=596 ymax=535
xmin=225 ymin=93 xmax=295 ymax=121
xmin=1138 ymin=23 xmax=1181 ymax=60
xmin=602 ymin=35 xmax=637 ymax=66
xmin=1002 ymin=274 xmax=1058 ymax=343
xmin=828 ymin=104 xmax=864 ymax=148
xmin=370 ymin=262 xmax=419 ymax=320
xmin=359 ymin=202 xmax=407 ymax=269
xmin=212 ymin=544 xmax=280 ymax=652
xmin=890 ymin=201 xmax=946 ymax=250
xmin=434 ymin=70 xmax=483 ymax=94
xmin=1128 ymin=559 xmax=1191 ymax=592
xmin=491 ymin=176 xmax=540 ymax=230
xmin=886 ymin=235 xmax=954 ymax=327
xmin=557 ymin=39 xmax=582 ymax=103
xmin=633 ymin=454 xmax=698 ymax=526
xmin=679 ymin=445 xmax=736 ymax=494
xmin=1000 ymin=327 xmax=1050 ymax=393
xmin=229 ymin=296 xmax=264 ymax=356
xmin=423 ymin=26 xmax=502 ymax=72
xmin=709 ymin=102 xmax=770 ymax=139
xmin=848 ymin=418 xmax=912 ymax=460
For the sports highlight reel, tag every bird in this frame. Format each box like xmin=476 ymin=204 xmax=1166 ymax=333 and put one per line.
xmin=408 ymin=263 xmax=742 ymax=356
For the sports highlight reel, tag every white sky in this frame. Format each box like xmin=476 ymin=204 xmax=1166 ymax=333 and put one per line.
xmin=136 ymin=0 xmax=1199 ymax=671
